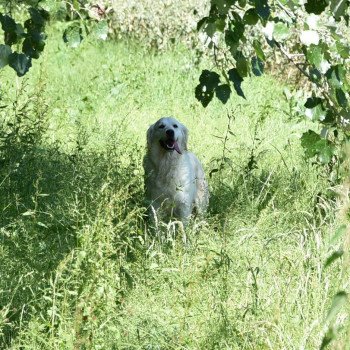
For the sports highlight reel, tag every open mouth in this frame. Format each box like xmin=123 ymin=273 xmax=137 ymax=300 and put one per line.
xmin=159 ymin=139 xmax=182 ymax=154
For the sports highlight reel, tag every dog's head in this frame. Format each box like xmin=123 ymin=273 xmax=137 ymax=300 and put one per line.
xmin=146 ymin=117 xmax=188 ymax=155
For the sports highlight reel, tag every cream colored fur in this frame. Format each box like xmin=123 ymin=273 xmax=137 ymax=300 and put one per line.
xmin=143 ymin=117 xmax=209 ymax=224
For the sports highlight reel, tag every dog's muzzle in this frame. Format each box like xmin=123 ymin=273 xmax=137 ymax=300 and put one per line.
xmin=159 ymin=138 xmax=182 ymax=154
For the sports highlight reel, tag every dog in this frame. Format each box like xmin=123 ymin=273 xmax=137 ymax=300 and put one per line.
xmin=143 ymin=117 xmax=209 ymax=225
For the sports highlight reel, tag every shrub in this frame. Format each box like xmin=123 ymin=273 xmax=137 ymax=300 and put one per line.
xmin=82 ymin=0 xmax=209 ymax=50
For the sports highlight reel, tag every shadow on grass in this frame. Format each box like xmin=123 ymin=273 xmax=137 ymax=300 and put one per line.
xmin=0 ymin=142 xmax=143 ymax=347
xmin=207 ymin=168 xmax=305 ymax=225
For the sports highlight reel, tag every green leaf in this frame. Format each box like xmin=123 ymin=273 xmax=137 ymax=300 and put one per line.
xmin=0 ymin=44 xmax=11 ymax=68
xmin=326 ymin=65 xmax=349 ymax=90
xmin=205 ymin=22 xmax=217 ymax=38
xmin=305 ymin=0 xmax=328 ymax=15
xmin=243 ymin=8 xmax=259 ymax=25
xmin=254 ymin=0 xmax=271 ymax=20
xmin=8 ymin=53 xmax=32 ymax=77
xmin=324 ymin=250 xmax=344 ymax=268
xmin=0 ymin=14 xmax=24 ymax=46
xmin=330 ymin=0 xmax=348 ymax=19
xmin=197 ymin=16 xmax=209 ymax=31
xmin=306 ymin=45 xmax=329 ymax=72
xmin=63 ymin=23 xmax=83 ymax=48
xmin=212 ymin=0 xmax=235 ymax=15
xmin=336 ymin=41 xmax=350 ymax=59
xmin=316 ymin=139 xmax=335 ymax=163
xmin=225 ymin=30 xmax=239 ymax=51
xmin=28 ymin=7 xmax=49 ymax=29
xmin=253 ymin=40 xmax=265 ymax=61
xmin=199 ymin=70 xmax=221 ymax=91
xmin=226 ymin=15 xmax=245 ymax=45
xmin=94 ymin=20 xmax=108 ymax=40
xmin=215 ymin=84 xmax=231 ymax=104
xmin=228 ymin=68 xmax=246 ymax=99
xmin=22 ymin=31 xmax=46 ymax=59
xmin=195 ymin=84 xmax=214 ymax=107
xmin=336 ymin=88 xmax=347 ymax=107
xmin=195 ymin=70 xmax=220 ymax=107
xmin=306 ymin=45 xmax=322 ymax=66
xmin=274 ymin=22 xmax=291 ymax=41
xmin=309 ymin=68 xmax=322 ymax=83
xmin=301 ymin=130 xmax=335 ymax=163
xmin=251 ymin=56 xmax=264 ymax=76
xmin=304 ymin=96 xmax=323 ymax=109
xmin=22 ymin=38 xmax=40 ymax=59
xmin=236 ymin=56 xmax=249 ymax=77
xmin=301 ymin=130 xmax=321 ymax=158
xmin=306 ymin=104 xmax=326 ymax=121
xmin=0 ymin=14 xmax=16 ymax=32
xmin=304 ymin=97 xmax=327 ymax=121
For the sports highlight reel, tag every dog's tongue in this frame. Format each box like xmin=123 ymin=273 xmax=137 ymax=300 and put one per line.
xmin=174 ymin=141 xmax=182 ymax=154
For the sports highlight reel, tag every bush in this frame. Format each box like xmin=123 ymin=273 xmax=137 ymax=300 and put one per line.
xmin=84 ymin=0 xmax=208 ymax=50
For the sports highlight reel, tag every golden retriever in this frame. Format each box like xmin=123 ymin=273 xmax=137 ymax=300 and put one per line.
xmin=143 ymin=117 xmax=209 ymax=225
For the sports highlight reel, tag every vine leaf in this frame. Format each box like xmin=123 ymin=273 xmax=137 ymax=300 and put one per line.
xmin=8 ymin=52 xmax=32 ymax=77
xmin=228 ymin=68 xmax=245 ymax=99
xmin=195 ymin=84 xmax=214 ymax=107
xmin=301 ymin=130 xmax=321 ymax=158
xmin=274 ymin=22 xmax=290 ymax=42
xmin=212 ymin=0 xmax=235 ymax=15
xmin=195 ymin=70 xmax=221 ymax=107
xmin=94 ymin=20 xmax=108 ymax=40
xmin=0 ymin=44 xmax=11 ymax=68
xmin=253 ymin=40 xmax=265 ymax=61
xmin=243 ymin=8 xmax=259 ymax=25
xmin=306 ymin=45 xmax=330 ymax=73
xmin=330 ymin=0 xmax=348 ymax=19
xmin=305 ymin=0 xmax=328 ymax=15
xmin=326 ymin=65 xmax=349 ymax=90
xmin=199 ymin=70 xmax=220 ymax=90
xmin=336 ymin=88 xmax=347 ymax=107
xmin=63 ymin=23 xmax=83 ymax=48
xmin=236 ymin=56 xmax=249 ymax=77
xmin=251 ymin=56 xmax=264 ymax=76
xmin=304 ymin=97 xmax=326 ymax=121
xmin=336 ymin=41 xmax=350 ymax=59
xmin=254 ymin=0 xmax=270 ymax=20
xmin=301 ymin=129 xmax=335 ymax=163
xmin=0 ymin=13 xmax=16 ymax=32
xmin=215 ymin=84 xmax=231 ymax=104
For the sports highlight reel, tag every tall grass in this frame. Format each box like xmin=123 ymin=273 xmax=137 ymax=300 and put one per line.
xmin=0 ymin=27 xmax=348 ymax=349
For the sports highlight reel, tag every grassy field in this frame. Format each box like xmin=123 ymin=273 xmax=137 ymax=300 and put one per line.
xmin=0 ymin=26 xmax=349 ymax=349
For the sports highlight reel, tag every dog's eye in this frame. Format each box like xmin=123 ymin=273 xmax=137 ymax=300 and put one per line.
xmin=159 ymin=124 xmax=165 ymax=129
xmin=173 ymin=124 xmax=178 ymax=128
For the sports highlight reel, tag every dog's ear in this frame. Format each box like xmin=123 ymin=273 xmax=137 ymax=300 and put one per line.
xmin=146 ymin=123 xmax=155 ymax=149
xmin=180 ymin=123 xmax=188 ymax=151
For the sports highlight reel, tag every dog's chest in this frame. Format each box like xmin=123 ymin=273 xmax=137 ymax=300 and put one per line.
xmin=150 ymin=156 xmax=195 ymax=199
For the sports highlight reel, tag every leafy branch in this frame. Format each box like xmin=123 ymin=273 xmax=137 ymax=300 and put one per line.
xmin=196 ymin=0 xmax=350 ymax=175
xmin=0 ymin=5 xmax=49 ymax=76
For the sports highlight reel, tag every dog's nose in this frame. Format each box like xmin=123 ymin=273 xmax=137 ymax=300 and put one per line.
xmin=166 ymin=129 xmax=174 ymax=138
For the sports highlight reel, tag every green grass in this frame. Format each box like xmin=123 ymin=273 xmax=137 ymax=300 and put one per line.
xmin=0 ymin=27 xmax=349 ymax=349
